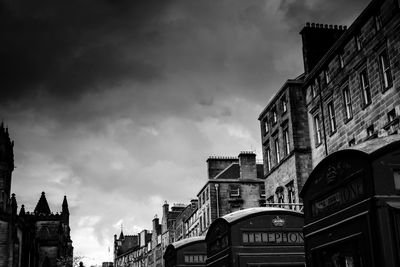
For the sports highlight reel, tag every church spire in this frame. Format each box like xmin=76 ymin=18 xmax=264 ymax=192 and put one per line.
xmin=34 ymin=192 xmax=51 ymax=215
xmin=19 ymin=204 xmax=25 ymax=216
xmin=61 ymin=195 xmax=70 ymax=224
xmin=62 ymin=195 xmax=69 ymax=214
xmin=119 ymin=224 xmax=124 ymax=240
xmin=10 ymin=193 xmax=17 ymax=216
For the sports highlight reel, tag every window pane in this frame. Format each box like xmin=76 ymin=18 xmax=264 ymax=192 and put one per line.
xmin=243 ymin=233 xmax=249 ymax=243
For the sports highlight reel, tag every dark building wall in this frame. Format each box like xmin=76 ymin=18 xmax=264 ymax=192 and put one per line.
xmin=305 ymin=0 xmax=400 ymax=167
xmin=0 ymin=221 xmax=9 ymax=266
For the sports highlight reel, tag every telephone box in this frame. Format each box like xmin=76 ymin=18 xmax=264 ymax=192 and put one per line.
xmin=205 ymin=207 xmax=305 ymax=267
xmin=164 ymin=236 xmax=207 ymax=267
xmin=300 ymin=136 xmax=400 ymax=267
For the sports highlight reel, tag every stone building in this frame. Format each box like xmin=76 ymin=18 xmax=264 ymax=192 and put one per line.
xmin=113 ymin=229 xmax=152 ymax=267
xmin=183 ymin=201 xmax=199 ymax=239
xmin=0 ymin=124 xmax=73 ymax=267
xmin=160 ymin=202 xmax=186 ymax=254
xmin=173 ymin=200 xmax=198 ymax=242
xmin=258 ymin=0 xmax=400 ymax=207
xmin=196 ymin=152 xmax=265 ymax=235
xmin=304 ymin=0 xmax=400 ymax=167
xmin=148 ymin=216 xmax=162 ymax=267
xmin=258 ymin=76 xmax=312 ymax=209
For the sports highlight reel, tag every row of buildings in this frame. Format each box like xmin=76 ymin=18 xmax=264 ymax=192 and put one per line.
xmin=114 ymin=151 xmax=268 ymax=267
xmin=114 ymin=0 xmax=400 ymax=265
xmin=0 ymin=124 xmax=74 ymax=267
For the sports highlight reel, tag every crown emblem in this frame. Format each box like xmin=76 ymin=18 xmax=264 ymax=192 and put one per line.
xmin=272 ymin=216 xmax=285 ymax=227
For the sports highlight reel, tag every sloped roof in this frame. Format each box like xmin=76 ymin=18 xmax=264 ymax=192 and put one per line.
xmin=170 ymin=236 xmax=205 ymax=250
xmin=215 ymin=163 xmax=239 ymax=179
xmin=34 ymin=192 xmax=51 ymax=215
xmin=221 ymin=207 xmax=303 ymax=224
xmin=214 ymin=163 xmax=265 ymax=180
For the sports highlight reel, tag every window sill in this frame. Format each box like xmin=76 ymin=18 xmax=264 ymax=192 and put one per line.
xmin=381 ymin=84 xmax=393 ymax=94
xmin=344 ymin=116 xmax=353 ymax=125
xmin=383 ymin=116 xmax=400 ymax=131
xmin=329 ymin=130 xmax=337 ymax=137
xmin=365 ymin=132 xmax=378 ymax=141
xmin=361 ymin=102 xmax=371 ymax=110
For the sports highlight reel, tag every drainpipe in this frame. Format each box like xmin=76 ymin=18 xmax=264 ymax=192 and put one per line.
xmin=214 ymin=184 xmax=220 ymax=218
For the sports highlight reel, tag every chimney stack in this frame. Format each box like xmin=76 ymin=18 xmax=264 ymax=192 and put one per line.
xmin=300 ymin=22 xmax=347 ymax=74
xmin=238 ymin=151 xmax=257 ymax=180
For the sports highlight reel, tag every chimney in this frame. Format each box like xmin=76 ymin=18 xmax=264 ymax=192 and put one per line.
xmin=300 ymin=22 xmax=347 ymax=74
xmin=238 ymin=151 xmax=257 ymax=180
xmin=190 ymin=199 xmax=198 ymax=209
xmin=206 ymin=156 xmax=238 ymax=179
xmin=162 ymin=201 xmax=169 ymax=218
xmin=152 ymin=215 xmax=159 ymax=232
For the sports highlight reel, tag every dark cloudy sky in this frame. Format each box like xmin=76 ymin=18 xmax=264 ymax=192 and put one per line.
xmin=1 ymin=0 xmax=368 ymax=264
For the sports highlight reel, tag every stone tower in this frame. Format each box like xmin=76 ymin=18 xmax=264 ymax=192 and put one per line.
xmin=0 ymin=122 xmax=14 ymax=213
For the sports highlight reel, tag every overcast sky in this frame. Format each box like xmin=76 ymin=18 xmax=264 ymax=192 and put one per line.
xmin=1 ymin=0 xmax=368 ymax=265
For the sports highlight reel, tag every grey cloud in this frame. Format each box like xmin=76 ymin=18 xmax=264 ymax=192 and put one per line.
xmin=0 ymin=0 xmax=169 ymax=103
xmin=279 ymin=0 xmax=369 ymax=31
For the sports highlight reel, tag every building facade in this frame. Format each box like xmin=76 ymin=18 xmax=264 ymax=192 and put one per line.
xmin=259 ymin=0 xmax=400 ymax=207
xmin=258 ymin=77 xmax=312 ymax=210
xmin=114 ymin=229 xmax=152 ymax=267
xmin=173 ymin=200 xmax=198 ymax=242
xmin=196 ymin=152 xmax=265 ymax=235
xmin=304 ymin=0 xmax=400 ymax=167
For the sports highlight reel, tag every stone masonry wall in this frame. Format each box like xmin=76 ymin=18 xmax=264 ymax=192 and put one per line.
xmin=0 ymin=220 xmax=8 ymax=267
xmin=306 ymin=0 xmax=400 ymax=167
